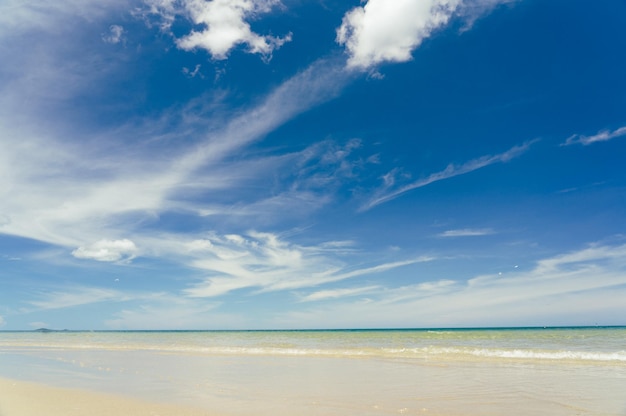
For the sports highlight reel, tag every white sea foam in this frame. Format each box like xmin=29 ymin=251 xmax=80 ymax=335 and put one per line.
xmin=3 ymin=341 xmax=626 ymax=364
xmin=425 ymin=347 xmax=626 ymax=362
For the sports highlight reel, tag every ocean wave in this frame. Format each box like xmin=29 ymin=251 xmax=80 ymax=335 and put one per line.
xmin=424 ymin=347 xmax=626 ymax=362
xmin=3 ymin=341 xmax=626 ymax=363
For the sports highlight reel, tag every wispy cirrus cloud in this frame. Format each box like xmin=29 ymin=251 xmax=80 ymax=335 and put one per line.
xmin=183 ymin=231 xmax=432 ymax=298
xmin=0 ymin=51 xmax=352 ymax=258
xmin=0 ymin=0 xmax=353 ymax=264
xmin=28 ymin=287 xmax=128 ymax=311
xmin=360 ymin=140 xmax=536 ymax=211
xmin=562 ymin=126 xmax=626 ymax=146
xmin=0 ymin=0 xmax=127 ymax=35
xmin=0 ymin=1 xmax=364 ymax=280
xmin=299 ymin=286 xmax=380 ymax=302
xmin=534 ymin=242 xmax=626 ymax=274
xmin=277 ymin=242 xmax=626 ymax=328
xmin=105 ymin=295 xmax=228 ymax=330
xmin=437 ymin=228 xmax=495 ymax=237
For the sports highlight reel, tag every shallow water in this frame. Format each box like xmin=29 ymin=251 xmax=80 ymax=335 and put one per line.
xmin=1 ymin=327 xmax=625 ymax=415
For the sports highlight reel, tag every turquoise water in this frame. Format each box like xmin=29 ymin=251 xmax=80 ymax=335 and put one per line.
xmin=1 ymin=327 xmax=625 ymax=363
xmin=2 ymin=327 xmax=625 ymax=415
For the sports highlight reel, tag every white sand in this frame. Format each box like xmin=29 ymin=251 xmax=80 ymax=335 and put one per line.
xmin=2 ymin=348 xmax=624 ymax=416
xmin=0 ymin=378 xmax=216 ymax=416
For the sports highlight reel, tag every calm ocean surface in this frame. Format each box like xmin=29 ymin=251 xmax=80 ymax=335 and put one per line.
xmin=1 ymin=327 xmax=625 ymax=415
xmin=1 ymin=327 xmax=625 ymax=362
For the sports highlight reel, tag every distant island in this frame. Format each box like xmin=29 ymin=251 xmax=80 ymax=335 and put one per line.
xmin=34 ymin=328 xmax=69 ymax=333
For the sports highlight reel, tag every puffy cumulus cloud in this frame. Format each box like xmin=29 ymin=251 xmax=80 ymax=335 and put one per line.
xmin=337 ymin=0 xmax=462 ymax=69
xmin=336 ymin=0 xmax=516 ymax=70
xmin=144 ymin=0 xmax=292 ymax=60
xmin=563 ymin=126 xmax=626 ymax=146
xmin=72 ymin=239 xmax=138 ymax=262
xmin=0 ymin=315 xmax=5 ymax=327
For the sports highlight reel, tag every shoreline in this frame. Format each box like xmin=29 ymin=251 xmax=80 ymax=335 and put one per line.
xmin=2 ymin=328 xmax=624 ymax=416
xmin=0 ymin=377 xmax=215 ymax=416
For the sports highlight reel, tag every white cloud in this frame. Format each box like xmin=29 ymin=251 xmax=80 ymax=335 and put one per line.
xmin=438 ymin=228 xmax=495 ymax=237
xmin=182 ymin=64 xmax=203 ymax=78
xmin=336 ymin=0 xmax=517 ymax=70
xmin=184 ymin=231 xmax=430 ymax=297
xmin=145 ymin=0 xmax=292 ymax=60
xmin=458 ymin=0 xmax=519 ymax=31
xmin=72 ymin=239 xmax=138 ymax=262
xmin=0 ymin=0 xmax=357 ymax=263
xmin=337 ymin=0 xmax=461 ymax=69
xmin=102 ymin=24 xmax=125 ymax=44
xmin=29 ymin=287 xmax=126 ymax=311
xmin=0 ymin=315 xmax=5 ymax=327
xmin=361 ymin=140 xmax=536 ymax=211
xmin=0 ymin=54 xmax=351 ymax=262
xmin=299 ymin=286 xmax=380 ymax=302
xmin=0 ymin=0 xmax=127 ymax=36
xmin=534 ymin=243 xmax=626 ymax=274
xmin=104 ymin=296 xmax=231 ymax=330
xmin=275 ymin=242 xmax=626 ymax=328
xmin=562 ymin=126 xmax=626 ymax=146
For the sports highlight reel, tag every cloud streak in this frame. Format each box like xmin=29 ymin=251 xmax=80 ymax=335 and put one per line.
xmin=437 ymin=228 xmax=495 ymax=237
xmin=361 ymin=140 xmax=536 ymax=211
xmin=562 ymin=126 xmax=626 ymax=146
xmin=105 ymin=295 xmax=227 ymax=330
xmin=279 ymin=242 xmax=626 ymax=328
xmin=183 ymin=231 xmax=431 ymax=297
xmin=28 ymin=288 xmax=127 ymax=311
xmin=299 ymin=286 xmax=380 ymax=302
xmin=0 ymin=49 xmax=352 ymax=260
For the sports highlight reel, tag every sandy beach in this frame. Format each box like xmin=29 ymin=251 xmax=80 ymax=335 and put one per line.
xmin=0 ymin=377 xmax=215 ymax=416
xmin=1 ymin=329 xmax=625 ymax=416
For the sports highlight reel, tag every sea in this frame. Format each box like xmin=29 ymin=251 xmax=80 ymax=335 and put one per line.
xmin=1 ymin=327 xmax=625 ymax=415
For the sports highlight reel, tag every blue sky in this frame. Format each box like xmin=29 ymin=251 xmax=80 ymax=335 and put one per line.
xmin=1 ymin=0 xmax=625 ymax=330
